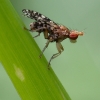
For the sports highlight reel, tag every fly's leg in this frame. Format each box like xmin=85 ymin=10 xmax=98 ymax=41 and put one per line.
xmin=39 ymin=40 xmax=50 ymax=58
xmin=39 ymin=29 xmax=50 ymax=58
xmin=48 ymin=42 xmax=64 ymax=69
xmin=24 ymin=27 xmax=31 ymax=31
xmin=24 ymin=27 xmax=46 ymax=31
xmin=24 ymin=27 xmax=47 ymax=38
xmin=48 ymin=52 xmax=60 ymax=69
xmin=33 ymin=32 xmax=41 ymax=38
xmin=43 ymin=29 xmax=49 ymax=39
xmin=34 ymin=28 xmax=49 ymax=38
xmin=24 ymin=27 xmax=41 ymax=38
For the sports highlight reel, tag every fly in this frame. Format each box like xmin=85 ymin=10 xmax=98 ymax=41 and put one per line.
xmin=22 ymin=9 xmax=84 ymax=69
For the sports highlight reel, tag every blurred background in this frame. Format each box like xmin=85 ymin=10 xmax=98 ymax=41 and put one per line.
xmin=1 ymin=0 xmax=100 ymax=100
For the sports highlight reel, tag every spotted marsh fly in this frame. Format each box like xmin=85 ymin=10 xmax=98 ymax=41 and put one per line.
xmin=22 ymin=9 xmax=84 ymax=69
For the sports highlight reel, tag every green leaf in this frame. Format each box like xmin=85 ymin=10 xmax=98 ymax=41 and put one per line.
xmin=0 ymin=0 xmax=71 ymax=100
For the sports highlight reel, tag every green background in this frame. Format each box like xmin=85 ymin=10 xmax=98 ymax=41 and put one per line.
xmin=1 ymin=0 xmax=100 ymax=100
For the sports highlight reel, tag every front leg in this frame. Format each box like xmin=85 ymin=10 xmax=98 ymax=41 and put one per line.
xmin=48 ymin=42 xmax=64 ymax=69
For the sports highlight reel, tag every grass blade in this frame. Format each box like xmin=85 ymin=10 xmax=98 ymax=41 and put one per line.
xmin=0 ymin=0 xmax=71 ymax=99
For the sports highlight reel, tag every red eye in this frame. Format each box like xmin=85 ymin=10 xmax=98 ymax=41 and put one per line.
xmin=69 ymin=33 xmax=78 ymax=40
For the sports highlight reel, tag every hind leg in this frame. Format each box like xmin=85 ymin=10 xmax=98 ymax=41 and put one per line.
xmin=48 ymin=42 xmax=64 ymax=69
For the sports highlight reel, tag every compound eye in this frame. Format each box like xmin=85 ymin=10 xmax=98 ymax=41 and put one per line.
xmin=69 ymin=32 xmax=78 ymax=40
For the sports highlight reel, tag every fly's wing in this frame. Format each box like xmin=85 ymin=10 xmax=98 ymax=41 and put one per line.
xmin=22 ymin=9 xmax=58 ymax=27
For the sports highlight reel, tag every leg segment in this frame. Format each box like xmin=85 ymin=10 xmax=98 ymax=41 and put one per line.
xmin=24 ymin=27 xmax=31 ymax=31
xmin=33 ymin=32 xmax=41 ymax=38
xmin=43 ymin=29 xmax=49 ymax=39
xmin=34 ymin=29 xmax=49 ymax=38
xmin=48 ymin=42 xmax=64 ymax=69
xmin=24 ymin=27 xmax=47 ymax=38
xmin=39 ymin=40 xmax=50 ymax=58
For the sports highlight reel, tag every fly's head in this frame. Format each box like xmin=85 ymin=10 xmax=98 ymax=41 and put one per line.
xmin=69 ymin=30 xmax=83 ymax=40
xmin=69 ymin=30 xmax=84 ymax=43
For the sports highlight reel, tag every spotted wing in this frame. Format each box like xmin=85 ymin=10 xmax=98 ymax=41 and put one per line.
xmin=22 ymin=9 xmax=57 ymax=26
